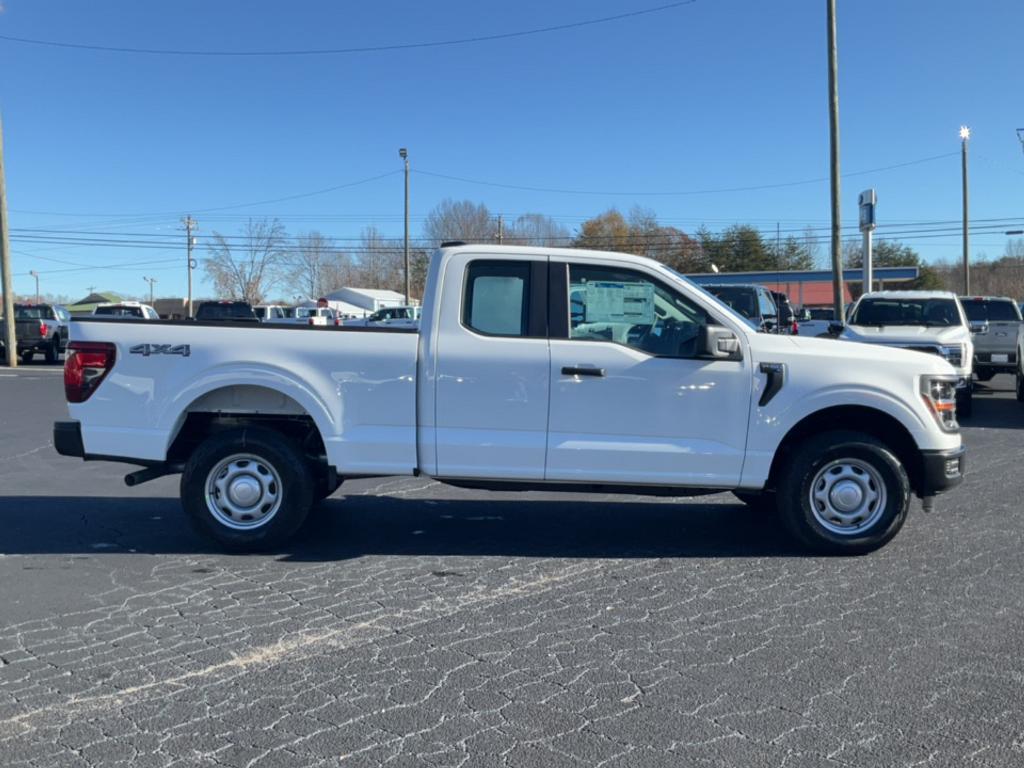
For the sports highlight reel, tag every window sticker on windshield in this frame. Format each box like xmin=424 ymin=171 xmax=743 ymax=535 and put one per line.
xmin=584 ymin=281 xmax=655 ymax=325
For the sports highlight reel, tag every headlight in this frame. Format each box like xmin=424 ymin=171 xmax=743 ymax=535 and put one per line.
xmin=940 ymin=344 xmax=964 ymax=368
xmin=920 ymin=375 xmax=959 ymax=432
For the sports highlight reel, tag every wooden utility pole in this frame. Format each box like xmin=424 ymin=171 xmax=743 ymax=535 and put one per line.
xmin=826 ymin=0 xmax=846 ymax=323
xmin=960 ymin=127 xmax=970 ymax=294
xmin=0 ymin=114 xmax=17 ymax=368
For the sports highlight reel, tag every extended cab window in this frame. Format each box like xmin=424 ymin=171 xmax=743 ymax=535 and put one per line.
xmin=464 ymin=261 xmax=530 ymax=336
xmin=568 ymin=265 xmax=708 ymax=357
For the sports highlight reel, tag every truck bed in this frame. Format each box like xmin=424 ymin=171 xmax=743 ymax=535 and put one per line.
xmin=68 ymin=318 xmax=420 ymax=476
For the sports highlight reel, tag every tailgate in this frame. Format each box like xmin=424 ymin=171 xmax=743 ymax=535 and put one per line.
xmin=973 ymin=321 xmax=1019 ymax=355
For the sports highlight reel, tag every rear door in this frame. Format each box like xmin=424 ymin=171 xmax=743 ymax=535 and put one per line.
xmin=433 ymin=254 xmax=551 ymax=479
xmin=546 ymin=261 xmax=752 ymax=487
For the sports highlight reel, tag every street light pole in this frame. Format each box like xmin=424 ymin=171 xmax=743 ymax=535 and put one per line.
xmin=144 ymin=276 xmax=156 ymax=305
xmin=960 ymin=126 xmax=970 ymax=295
xmin=29 ymin=270 xmax=39 ymax=303
xmin=826 ymin=0 xmax=846 ymax=323
xmin=399 ymin=148 xmax=410 ymax=305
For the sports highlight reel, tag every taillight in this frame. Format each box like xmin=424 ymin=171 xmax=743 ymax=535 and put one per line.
xmin=791 ymin=321 xmax=799 ymax=335
xmin=334 ymin=317 xmax=341 ymax=326
xmin=308 ymin=318 xmax=315 ymax=326
xmin=39 ymin=321 xmax=49 ymax=336
xmin=65 ymin=342 xmax=116 ymax=403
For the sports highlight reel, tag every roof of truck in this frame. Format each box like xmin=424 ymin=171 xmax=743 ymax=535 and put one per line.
xmin=858 ymin=290 xmax=957 ymax=300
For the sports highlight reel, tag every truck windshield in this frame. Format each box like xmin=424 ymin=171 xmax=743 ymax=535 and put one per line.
xmin=962 ymin=299 xmax=1021 ymax=322
xmin=851 ymin=298 xmax=961 ymax=327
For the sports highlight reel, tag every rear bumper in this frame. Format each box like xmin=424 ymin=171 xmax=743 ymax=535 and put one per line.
xmin=918 ymin=445 xmax=966 ymax=497
xmin=54 ymin=420 xmax=85 ymax=458
xmin=974 ymin=352 xmax=1016 ymax=373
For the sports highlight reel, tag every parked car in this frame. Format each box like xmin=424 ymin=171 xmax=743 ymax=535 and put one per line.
xmin=345 ymin=305 xmax=421 ymax=328
xmin=770 ymin=291 xmax=797 ymax=334
xmin=55 ymin=244 xmax=965 ymax=555
xmin=93 ymin=302 xmax=160 ymax=320
xmin=194 ymin=301 xmax=259 ymax=323
xmin=839 ymin=291 xmax=974 ymax=416
xmin=253 ymin=305 xmax=290 ymax=323
xmin=959 ymin=296 xmax=1021 ymax=381
xmin=701 ymin=284 xmax=779 ymax=332
xmin=1 ymin=303 xmax=70 ymax=363
xmin=292 ymin=306 xmax=340 ymax=326
xmin=796 ymin=307 xmax=835 ymax=337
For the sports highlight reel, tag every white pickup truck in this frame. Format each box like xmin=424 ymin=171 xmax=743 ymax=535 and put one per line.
xmin=54 ymin=245 xmax=965 ymax=554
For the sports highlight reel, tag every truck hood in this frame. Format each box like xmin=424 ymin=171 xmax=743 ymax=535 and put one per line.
xmin=770 ymin=334 xmax=956 ymax=375
xmin=839 ymin=324 xmax=968 ymax=347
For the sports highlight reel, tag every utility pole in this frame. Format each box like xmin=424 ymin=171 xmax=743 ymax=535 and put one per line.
xmin=960 ymin=126 xmax=970 ymax=294
xmin=182 ymin=216 xmax=197 ymax=317
xmin=144 ymin=276 xmax=157 ymax=305
xmin=497 ymin=214 xmax=504 ymax=245
xmin=399 ymin=148 xmax=410 ymax=305
xmin=29 ymin=270 xmax=39 ymax=304
xmin=859 ymin=189 xmax=876 ymax=294
xmin=826 ymin=0 xmax=845 ymax=323
xmin=0 ymin=114 xmax=16 ymax=368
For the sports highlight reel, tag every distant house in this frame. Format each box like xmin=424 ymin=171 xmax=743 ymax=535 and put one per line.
xmin=66 ymin=292 xmax=127 ymax=316
xmin=324 ymin=288 xmax=408 ymax=313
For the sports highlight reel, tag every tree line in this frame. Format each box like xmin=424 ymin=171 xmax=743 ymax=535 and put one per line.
xmin=204 ymin=199 xmax=988 ymax=304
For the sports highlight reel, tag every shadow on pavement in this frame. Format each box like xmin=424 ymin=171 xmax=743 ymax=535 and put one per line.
xmin=965 ymin=382 xmax=1024 ymax=430
xmin=0 ymin=494 xmax=800 ymax=560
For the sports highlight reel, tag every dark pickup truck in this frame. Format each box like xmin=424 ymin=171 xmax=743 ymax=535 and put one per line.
xmin=1 ymin=304 xmax=71 ymax=363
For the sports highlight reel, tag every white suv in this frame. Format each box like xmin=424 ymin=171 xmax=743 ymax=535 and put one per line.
xmin=840 ymin=291 xmax=974 ymax=416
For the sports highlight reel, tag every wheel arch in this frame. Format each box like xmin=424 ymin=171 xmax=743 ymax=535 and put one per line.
xmin=765 ymin=405 xmax=925 ymax=495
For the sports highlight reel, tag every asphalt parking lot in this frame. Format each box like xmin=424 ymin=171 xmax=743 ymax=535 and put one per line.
xmin=1 ymin=361 xmax=1022 ymax=767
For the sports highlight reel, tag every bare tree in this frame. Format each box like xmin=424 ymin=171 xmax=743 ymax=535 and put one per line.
xmin=204 ymin=218 xmax=287 ymax=303
xmin=423 ymin=199 xmax=495 ymax=245
xmin=285 ymin=231 xmax=352 ymax=300
xmin=354 ymin=226 xmax=403 ymax=289
xmin=504 ymin=213 xmax=570 ymax=247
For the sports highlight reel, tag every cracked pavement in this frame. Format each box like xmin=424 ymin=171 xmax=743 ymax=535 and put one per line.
xmin=1 ymin=365 xmax=1022 ymax=767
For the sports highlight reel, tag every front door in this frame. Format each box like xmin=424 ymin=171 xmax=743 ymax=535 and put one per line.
xmin=546 ymin=262 xmax=752 ymax=487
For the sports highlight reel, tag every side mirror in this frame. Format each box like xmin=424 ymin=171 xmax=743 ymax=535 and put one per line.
xmin=969 ymin=320 xmax=989 ymax=335
xmin=701 ymin=325 xmax=742 ymax=360
xmin=828 ymin=321 xmax=844 ymax=336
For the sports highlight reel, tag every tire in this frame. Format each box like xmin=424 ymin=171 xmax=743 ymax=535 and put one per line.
xmin=45 ymin=337 xmax=59 ymax=363
xmin=776 ymin=430 xmax=910 ymax=555
xmin=20 ymin=350 xmax=33 ymax=364
xmin=956 ymin=386 xmax=973 ymax=419
xmin=975 ymin=370 xmax=994 ymax=383
xmin=180 ymin=427 xmax=314 ymax=551
xmin=1017 ymin=366 xmax=1024 ymax=403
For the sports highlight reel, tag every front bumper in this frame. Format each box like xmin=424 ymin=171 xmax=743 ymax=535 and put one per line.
xmin=54 ymin=420 xmax=85 ymax=458
xmin=918 ymin=445 xmax=966 ymax=496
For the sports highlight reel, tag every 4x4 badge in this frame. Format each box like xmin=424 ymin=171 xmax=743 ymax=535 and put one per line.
xmin=129 ymin=344 xmax=191 ymax=357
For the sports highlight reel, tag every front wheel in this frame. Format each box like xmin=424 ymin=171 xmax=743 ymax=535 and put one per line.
xmin=180 ymin=427 xmax=314 ymax=551
xmin=777 ymin=431 xmax=910 ymax=555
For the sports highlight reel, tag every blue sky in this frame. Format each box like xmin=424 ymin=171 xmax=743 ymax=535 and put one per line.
xmin=2 ymin=0 xmax=1022 ymax=300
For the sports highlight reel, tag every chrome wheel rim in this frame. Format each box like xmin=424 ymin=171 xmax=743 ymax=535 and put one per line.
xmin=205 ymin=453 xmax=282 ymax=530
xmin=809 ymin=458 xmax=887 ymax=536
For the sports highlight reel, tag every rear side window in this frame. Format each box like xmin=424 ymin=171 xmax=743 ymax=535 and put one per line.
xmin=758 ymin=289 xmax=777 ymax=318
xmin=463 ymin=261 xmax=530 ymax=336
xmin=962 ymin=299 xmax=1021 ymax=322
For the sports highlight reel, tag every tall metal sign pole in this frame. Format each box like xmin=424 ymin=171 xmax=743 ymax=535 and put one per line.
xmin=826 ymin=0 xmax=846 ymax=323
xmin=399 ymin=148 xmax=410 ymax=305
xmin=859 ymin=189 xmax=876 ymax=294
xmin=0 ymin=115 xmax=17 ymax=368
xmin=960 ymin=126 xmax=970 ymax=295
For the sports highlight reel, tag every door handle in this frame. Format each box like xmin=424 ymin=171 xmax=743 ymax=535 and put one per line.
xmin=562 ymin=366 xmax=605 ymax=377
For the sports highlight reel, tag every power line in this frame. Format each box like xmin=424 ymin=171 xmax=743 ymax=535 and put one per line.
xmin=0 ymin=1 xmax=696 ymax=57
xmin=414 ymin=152 xmax=960 ymax=197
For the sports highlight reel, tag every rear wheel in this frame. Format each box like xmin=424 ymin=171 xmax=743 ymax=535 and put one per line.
xmin=180 ymin=427 xmax=314 ymax=551
xmin=975 ymin=370 xmax=994 ymax=382
xmin=44 ymin=336 xmax=59 ymax=363
xmin=777 ymin=430 xmax=910 ymax=555
xmin=1017 ymin=365 xmax=1024 ymax=402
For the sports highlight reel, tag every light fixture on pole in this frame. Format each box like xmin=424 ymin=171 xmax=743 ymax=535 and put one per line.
xmin=399 ymin=148 xmax=410 ymax=305
xmin=29 ymin=270 xmax=39 ymax=303
xmin=960 ymin=126 xmax=970 ymax=294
